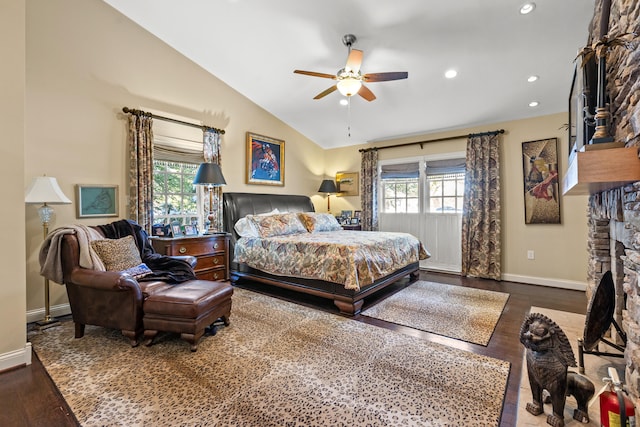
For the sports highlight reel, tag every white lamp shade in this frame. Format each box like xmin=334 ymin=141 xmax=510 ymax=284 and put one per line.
xmin=337 ymin=78 xmax=362 ymax=97
xmin=25 ymin=176 xmax=72 ymax=204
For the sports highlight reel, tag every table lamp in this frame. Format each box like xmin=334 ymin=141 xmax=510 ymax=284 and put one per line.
xmin=193 ymin=162 xmax=227 ymax=234
xmin=318 ymin=179 xmax=338 ymax=212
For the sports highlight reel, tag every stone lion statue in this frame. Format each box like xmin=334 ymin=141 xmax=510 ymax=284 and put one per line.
xmin=520 ymin=312 xmax=595 ymax=427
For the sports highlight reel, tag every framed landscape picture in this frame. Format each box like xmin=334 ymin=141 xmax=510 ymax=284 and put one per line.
xmin=336 ymin=171 xmax=359 ymax=196
xmin=75 ymin=184 xmax=118 ymax=218
xmin=522 ymin=138 xmax=560 ymax=224
xmin=246 ymin=132 xmax=284 ymax=186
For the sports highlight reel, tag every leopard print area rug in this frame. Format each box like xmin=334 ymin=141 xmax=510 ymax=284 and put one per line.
xmin=361 ymin=281 xmax=510 ymax=346
xmin=30 ymin=287 xmax=510 ymax=426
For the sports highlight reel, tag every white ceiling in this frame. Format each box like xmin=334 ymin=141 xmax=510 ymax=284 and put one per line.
xmin=102 ymin=0 xmax=595 ymax=149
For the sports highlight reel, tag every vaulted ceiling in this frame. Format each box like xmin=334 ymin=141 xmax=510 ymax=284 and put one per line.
xmin=103 ymin=0 xmax=595 ymax=149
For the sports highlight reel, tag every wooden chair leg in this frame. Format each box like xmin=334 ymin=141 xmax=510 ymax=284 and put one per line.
xmin=74 ymin=323 xmax=85 ymax=338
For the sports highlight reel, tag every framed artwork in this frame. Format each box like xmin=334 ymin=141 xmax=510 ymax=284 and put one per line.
xmin=522 ymin=138 xmax=561 ymax=224
xmin=336 ymin=171 xmax=359 ymax=196
xmin=341 ymin=210 xmax=353 ymax=219
xmin=246 ymin=132 xmax=284 ymax=186
xmin=75 ymin=184 xmax=119 ymax=218
xmin=353 ymin=210 xmax=362 ymax=220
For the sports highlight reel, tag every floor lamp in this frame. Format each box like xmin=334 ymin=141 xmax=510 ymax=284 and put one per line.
xmin=193 ymin=162 xmax=227 ymax=234
xmin=25 ymin=176 xmax=72 ymax=329
xmin=318 ymin=179 xmax=338 ymax=213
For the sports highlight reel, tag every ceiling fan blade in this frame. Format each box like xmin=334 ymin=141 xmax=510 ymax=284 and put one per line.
xmin=363 ymin=71 xmax=408 ymax=82
xmin=294 ymin=70 xmax=337 ymax=80
xmin=345 ymin=49 xmax=363 ymax=73
xmin=314 ymin=85 xmax=338 ymax=100
xmin=358 ymin=84 xmax=376 ymax=102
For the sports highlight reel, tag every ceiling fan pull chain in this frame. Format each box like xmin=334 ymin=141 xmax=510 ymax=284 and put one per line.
xmin=347 ymin=97 xmax=352 ymax=138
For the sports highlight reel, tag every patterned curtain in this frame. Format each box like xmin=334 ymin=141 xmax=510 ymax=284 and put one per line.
xmin=461 ymin=133 xmax=501 ymax=280
xmin=360 ymin=149 xmax=379 ymax=231
xmin=203 ymin=130 xmax=223 ymax=232
xmin=127 ymin=113 xmax=153 ymax=233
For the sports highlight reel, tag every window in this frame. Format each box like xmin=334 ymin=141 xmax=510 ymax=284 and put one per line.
xmin=382 ymin=178 xmax=420 ymax=213
xmin=381 ymin=162 xmax=420 ymax=213
xmin=152 ymin=160 xmax=200 ymax=226
xmin=380 ymin=157 xmax=465 ymax=214
xmin=427 ymin=172 xmax=465 ymax=213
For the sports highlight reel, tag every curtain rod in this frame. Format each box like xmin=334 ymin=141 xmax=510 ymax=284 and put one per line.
xmin=122 ymin=107 xmax=225 ymax=134
xmin=359 ymin=129 xmax=505 ymax=152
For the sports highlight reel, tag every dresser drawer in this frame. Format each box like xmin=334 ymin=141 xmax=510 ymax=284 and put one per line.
xmin=195 ymin=254 xmax=226 ymax=270
xmin=168 ymin=239 xmax=224 ymax=257
xmin=197 ymin=268 xmax=227 ymax=281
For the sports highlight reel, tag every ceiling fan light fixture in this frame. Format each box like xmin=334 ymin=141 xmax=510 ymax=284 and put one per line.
xmin=337 ymin=78 xmax=362 ymax=97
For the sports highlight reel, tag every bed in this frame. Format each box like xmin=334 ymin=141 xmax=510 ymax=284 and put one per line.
xmin=223 ymin=192 xmax=428 ymax=315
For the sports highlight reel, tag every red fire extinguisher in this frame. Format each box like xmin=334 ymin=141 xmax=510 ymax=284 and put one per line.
xmin=600 ymin=367 xmax=636 ymax=427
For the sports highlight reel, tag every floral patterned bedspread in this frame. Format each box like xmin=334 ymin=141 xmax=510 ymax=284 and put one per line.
xmin=234 ymin=230 xmax=430 ymax=291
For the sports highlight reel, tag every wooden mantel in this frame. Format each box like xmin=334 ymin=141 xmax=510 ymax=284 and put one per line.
xmin=563 ymin=146 xmax=640 ymax=195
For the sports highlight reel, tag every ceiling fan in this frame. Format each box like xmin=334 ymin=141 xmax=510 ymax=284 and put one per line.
xmin=294 ymin=34 xmax=408 ymax=102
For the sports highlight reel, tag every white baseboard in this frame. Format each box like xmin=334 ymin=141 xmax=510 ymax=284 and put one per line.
xmin=26 ymin=303 xmax=71 ymax=324
xmin=0 ymin=342 xmax=32 ymax=371
xmin=501 ymin=273 xmax=586 ymax=291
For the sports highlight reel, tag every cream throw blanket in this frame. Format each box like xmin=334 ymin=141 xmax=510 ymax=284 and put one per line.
xmin=39 ymin=225 xmax=106 ymax=284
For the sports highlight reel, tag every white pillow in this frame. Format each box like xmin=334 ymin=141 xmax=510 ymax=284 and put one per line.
xmin=234 ymin=208 xmax=280 ymax=237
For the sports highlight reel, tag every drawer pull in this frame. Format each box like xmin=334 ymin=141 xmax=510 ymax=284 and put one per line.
xmin=213 ymin=258 xmax=219 ymax=264
xmin=179 ymin=247 xmax=187 ymax=254
xmin=213 ymin=242 xmax=219 ymax=249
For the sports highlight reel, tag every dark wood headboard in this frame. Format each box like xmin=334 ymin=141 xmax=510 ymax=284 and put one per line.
xmin=222 ymin=192 xmax=315 ymax=256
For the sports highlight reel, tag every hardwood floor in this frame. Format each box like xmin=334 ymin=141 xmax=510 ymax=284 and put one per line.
xmin=0 ymin=271 xmax=586 ymax=427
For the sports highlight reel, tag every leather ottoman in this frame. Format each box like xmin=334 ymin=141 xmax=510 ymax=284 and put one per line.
xmin=142 ymin=280 xmax=233 ymax=351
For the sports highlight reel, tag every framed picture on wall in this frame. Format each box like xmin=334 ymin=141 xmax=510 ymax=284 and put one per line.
xmin=522 ymin=138 xmax=561 ymax=224
xmin=246 ymin=132 xmax=284 ymax=186
xmin=75 ymin=184 xmax=119 ymax=218
xmin=336 ymin=171 xmax=359 ymax=196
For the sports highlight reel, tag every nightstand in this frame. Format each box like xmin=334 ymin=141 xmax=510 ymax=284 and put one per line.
xmin=342 ymin=224 xmax=362 ymax=231
xmin=150 ymin=233 xmax=230 ymax=281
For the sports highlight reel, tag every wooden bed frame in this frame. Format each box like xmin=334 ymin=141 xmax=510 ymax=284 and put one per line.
xmin=222 ymin=192 xmax=419 ymax=315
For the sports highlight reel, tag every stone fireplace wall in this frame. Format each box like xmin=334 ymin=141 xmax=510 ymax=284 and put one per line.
xmin=586 ymin=0 xmax=640 ymax=402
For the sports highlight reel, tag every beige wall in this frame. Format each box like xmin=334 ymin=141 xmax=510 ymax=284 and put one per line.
xmin=24 ymin=0 xmax=325 ymax=317
xmin=325 ymin=113 xmax=590 ymax=288
xmin=1 ymin=0 xmax=29 ymax=368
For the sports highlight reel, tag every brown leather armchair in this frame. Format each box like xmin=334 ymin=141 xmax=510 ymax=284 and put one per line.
xmin=60 ymin=229 xmax=196 ymax=346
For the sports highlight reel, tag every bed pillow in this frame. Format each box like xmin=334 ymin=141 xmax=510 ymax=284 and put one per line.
xmin=234 ymin=209 xmax=281 ymax=238
xmin=90 ymin=235 xmax=143 ymax=271
xmin=248 ymin=212 xmax=307 ymax=237
xmin=298 ymin=212 xmax=343 ymax=233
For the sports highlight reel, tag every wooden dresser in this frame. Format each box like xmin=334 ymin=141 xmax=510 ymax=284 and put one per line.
xmin=150 ymin=234 xmax=230 ymax=281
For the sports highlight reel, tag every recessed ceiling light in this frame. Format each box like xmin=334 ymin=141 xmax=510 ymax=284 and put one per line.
xmin=529 ymin=101 xmax=539 ymax=107
xmin=339 ymin=99 xmax=348 ymax=106
xmin=445 ymin=69 xmax=457 ymax=79
xmin=520 ymin=2 xmax=536 ymax=14
xmin=527 ymin=75 xmax=539 ymax=83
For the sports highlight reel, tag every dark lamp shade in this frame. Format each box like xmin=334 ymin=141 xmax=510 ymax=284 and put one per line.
xmin=318 ymin=179 xmax=337 ymax=193
xmin=193 ymin=162 xmax=227 ymax=186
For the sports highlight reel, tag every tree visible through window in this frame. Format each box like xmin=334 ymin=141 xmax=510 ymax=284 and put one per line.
xmin=152 ymin=160 xmax=199 ymax=226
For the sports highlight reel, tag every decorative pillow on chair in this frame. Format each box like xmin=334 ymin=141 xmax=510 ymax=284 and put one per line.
xmin=298 ymin=212 xmax=343 ymax=233
xmin=248 ymin=212 xmax=307 ymax=237
xmin=90 ymin=235 xmax=143 ymax=271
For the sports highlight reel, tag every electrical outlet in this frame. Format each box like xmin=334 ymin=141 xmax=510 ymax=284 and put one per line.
xmin=527 ymin=250 xmax=535 ymax=260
